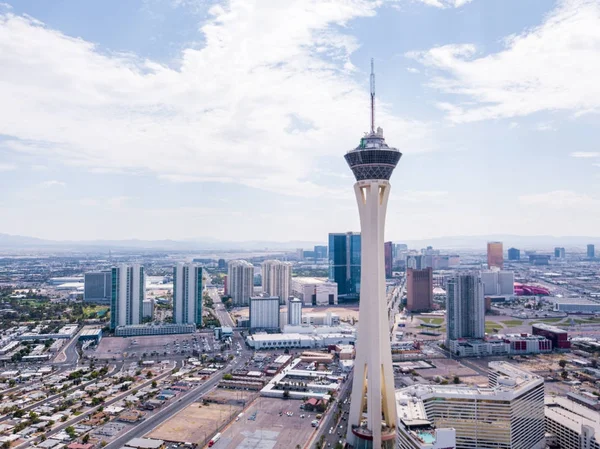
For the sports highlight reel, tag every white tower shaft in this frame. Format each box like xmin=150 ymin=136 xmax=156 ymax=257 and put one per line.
xmin=347 ymin=180 xmax=397 ymax=449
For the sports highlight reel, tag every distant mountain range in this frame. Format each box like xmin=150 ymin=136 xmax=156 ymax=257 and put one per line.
xmin=0 ymin=233 xmax=597 ymax=252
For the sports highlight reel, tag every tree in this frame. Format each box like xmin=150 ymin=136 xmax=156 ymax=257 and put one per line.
xmin=453 ymin=376 xmax=460 ymax=384
xmin=65 ymin=426 xmax=76 ymax=439
xmin=222 ymin=373 xmax=233 ymax=380
xmin=561 ymin=370 xmax=568 ymax=380
xmin=151 ymin=380 xmax=157 ymax=388
xmin=82 ymin=434 xmax=90 ymax=443
xmin=283 ymin=390 xmax=290 ymax=399
xmin=559 ymin=359 xmax=567 ymax=369
xmin=146 ymin=371 xmax=153 ymax=379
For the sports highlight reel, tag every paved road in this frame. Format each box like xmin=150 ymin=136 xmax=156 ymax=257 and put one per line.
xmin=307 ymin=371 xmax=353 ymax=449
xmin=55 ymin=327 xmax=83 ymax=366
xmin=209 ymin=288 xmax=236 ymax=328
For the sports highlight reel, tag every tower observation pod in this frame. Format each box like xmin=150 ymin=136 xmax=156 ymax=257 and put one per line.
xmin=345 ymin=60 xmax=401 ymax=449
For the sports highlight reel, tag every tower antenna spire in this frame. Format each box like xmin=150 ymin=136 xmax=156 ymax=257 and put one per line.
xmin=370 ymin=58 xmax=375 ymax=134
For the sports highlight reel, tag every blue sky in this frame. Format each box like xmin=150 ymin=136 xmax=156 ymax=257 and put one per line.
xmin=0 ymin=0 xmax=599 ymax=242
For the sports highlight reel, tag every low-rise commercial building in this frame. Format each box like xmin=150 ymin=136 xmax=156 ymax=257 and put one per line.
xmin=532 ymin=323 xmax=571 ymax=349
xmin=291 ymin=277 xmax=338 ymax=306
xmin=246 ymin=332 xmax=355 ymax=350
xmin=551 ymin=297 xmax=600 ymax=314
xmin=114 ymin=324 xmax=195 ymax=337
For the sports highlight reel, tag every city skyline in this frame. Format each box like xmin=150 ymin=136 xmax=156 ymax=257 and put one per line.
xmin=1 ymin=0 xmax=600 ymax=242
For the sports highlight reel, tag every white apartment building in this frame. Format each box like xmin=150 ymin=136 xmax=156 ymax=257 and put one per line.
xmin=546 ymin=396 xmax=600 ymax=449
xmin=142 ymin=299 xmax=154 ymax=319
xmin=481 ymin=270 xmax=515 ymax=296
xmin=110 ymin=264 xmax=146 ymax=330
xmin=249 ymin=296 xmax=280 ymax=330
xmin=227 ymin=260 xmax=254 ymax=306
xmin=287 ymin=297 xmax=302 ymax=326
xmin=173 ymin=263 xmax=203 ymax=326
xmin=261 ymin=260 xmax=292 ymax=304
xmin=291 ymin=277 xmax=338 ymax=306
xmin=396 ymin=362 xmax=545 ymax=449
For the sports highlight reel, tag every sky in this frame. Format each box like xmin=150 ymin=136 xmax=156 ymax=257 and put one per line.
xmin=0 ymin=0 xmax=599 ymax=243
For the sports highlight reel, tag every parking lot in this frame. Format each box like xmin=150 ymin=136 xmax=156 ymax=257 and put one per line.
xmin=92 ymin=333 xmax=219 ymax=360
xmin=212 ymin=397 xmax=317 ymax=449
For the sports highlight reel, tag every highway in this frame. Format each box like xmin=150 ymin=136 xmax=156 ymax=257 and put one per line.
xmin=209 ymin=287 xmax=236 ymax=328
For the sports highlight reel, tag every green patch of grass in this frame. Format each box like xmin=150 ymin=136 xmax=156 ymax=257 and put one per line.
xmin=574 ymin=318 xmax=600 ymax=324
xmin=531 ymin=317 xmax=564 ymax=323
xmin=501 ymin=320 xmax=523 ymax=327
xmin=426 ymin=318 xmax=444 ymax=325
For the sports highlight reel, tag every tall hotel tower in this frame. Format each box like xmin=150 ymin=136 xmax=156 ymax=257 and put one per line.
xmin=110 ymin=264 xmax=145 ymax=330
xmin=346 ymin=60 xmax=401 ymax=449
xmin=173 ymin=263 xmax=203 ymax=326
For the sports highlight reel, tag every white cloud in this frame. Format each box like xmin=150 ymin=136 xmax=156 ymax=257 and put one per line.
xmin=415 ymin=0 xmax=472 ymax=8
xmin=519 ymin=190 xmax=599 ymax=208
xmin=41 ymin=180 xmax=66 ymax=188
xmin=535 ymin=122 xmax=555 ymax=131
xmin=0 ymin=2 xmax=432 ymax=198
xmin=508 ymin=122 xmax=519 ymax=129
xmin=571 ymin=152 xmax=600 ymax=158
xmin=400 ymin=190 xmax=448 ymax=202
xmin=406 ymin=67 xmax=420 ymax=73
xmin=0 ymin=162 xmax=16 ymax=171
xmin=408 ymin=0 xmax=600 ymax=122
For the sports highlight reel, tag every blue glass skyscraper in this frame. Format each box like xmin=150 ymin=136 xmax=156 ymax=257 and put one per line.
xmin=328 ymin=232 xmax=361 ymax=299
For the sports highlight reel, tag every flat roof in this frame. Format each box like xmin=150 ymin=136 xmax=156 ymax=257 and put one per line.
xmin=292 ymin=277 xmax=335 ymax=285
xmin=546 ymin=396 xmax=600 ymax=441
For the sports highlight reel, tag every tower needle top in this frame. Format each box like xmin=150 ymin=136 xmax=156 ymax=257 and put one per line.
xmin=370 ymin=58 xmax=375 ymax=134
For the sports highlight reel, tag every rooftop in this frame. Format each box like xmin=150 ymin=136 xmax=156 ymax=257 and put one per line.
xmin=545 ymin=396 xmax=600 ymax=442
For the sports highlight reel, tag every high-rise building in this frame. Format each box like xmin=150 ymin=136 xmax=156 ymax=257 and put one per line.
xmin=314 ymin=245 xmax=327 ymax=260
xmin=84 ymin=271 xmax=112 ymax=304
xmin=554 ymin=247 xmax=566 ymax=258
xmin=249 ymin=295 xmax=280 ymax=331
xmin=396 ymin=362 xmax=545 ymax=449
xmin=261 ymin=260 xmax=292 ymax=305
xmin=406 ymin=254 xmax=423 ymax=270
xmin=481 ymin=270 xmax=514 ymax=296
xmin=406 ymin=268 xmax=433 ymax=312
xmin=508 ymin=247 xmax=520 ymax=261
xmin=227 ymin=260 xmax=254 ymax=306
xmin=217 ymin=259 xmax=226 ymax=269
xmin=142 ymin=298 xmax=154 ymax=320
xmin=345 ymin=60 xmax=400 ymax=449
xmin=446 ymin=273 xmax=485 ymax=342
xmin=287 ymin=297 xmax=302 ymax=326
xmin=328 ymin=232 xmax=361 ymax=298
xmin=384 ymin=241 xmax=393 ymax=278
xmin=487 ymin=241 xmax=503 ymax=269
xmin=498 ymin=270 xmax=514 ymax=295
xmin=173 ymin=263 xmax=203 ymax=326
xmin=110 ymin=264 xmax=146 ymax=330
xmin=588 ymin=244 xmax=595 ymax=259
